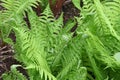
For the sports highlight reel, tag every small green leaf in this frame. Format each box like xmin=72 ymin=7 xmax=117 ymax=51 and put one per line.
xmin=72 ymin=0 xmax=81 ymax=10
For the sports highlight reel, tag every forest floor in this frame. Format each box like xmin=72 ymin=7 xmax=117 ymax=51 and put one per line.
xmin=0 ymin=0 xmax=80 ymax=79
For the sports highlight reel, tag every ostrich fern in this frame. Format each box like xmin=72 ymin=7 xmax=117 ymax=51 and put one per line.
xmin=76 ymin=0 xmax=120 ymax=79
xmin=1 ymin=0 xmax=120 ymax=80
xmin=0 ymin=0 xmax=85 ymax=80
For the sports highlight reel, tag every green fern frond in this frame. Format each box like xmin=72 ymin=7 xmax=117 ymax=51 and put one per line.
xmin=26 ymin=64 xmax=57 ymax=80
xmin=51 ymin=20 xmax=76 ymax=69
xmin=93 ymin=0 xmax=120 ymax=40
xmin=82 ymin=0 xmax=95 ymax=16
xmin=2 ymin=65 xmax=27 ymax=80
xmin=56 ymin=58 xmax=77 ymax=79
xmin=14 ymin=26 xmax=57 ymax=80
xmin=0 ymin=0 xmax=40 ymax=40
xmin=12 ymin=4 xmax=63 ymax=80
xmin=76 ymin=0 xmax=120 ymax=79
xmin=64 ymin=67 xmax=87 ymax=80
xmin=1 ymin=0 xmax=40 ymax=22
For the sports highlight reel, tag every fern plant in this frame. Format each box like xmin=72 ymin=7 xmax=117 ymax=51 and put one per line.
xmin=0 ymin=0 xmax=85 ymax=80
xmin=76 ymin=0 xmax=120 ymax=80
xmin=1 ymin=0 xmax=120 ymax=80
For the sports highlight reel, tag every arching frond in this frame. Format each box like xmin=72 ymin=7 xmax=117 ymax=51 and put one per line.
xmin=76 ymin=0 xmax=120 ymax=79
xmin=0 ymin=0 xmax=40 ymax=40
xmin=1 ymin=0 xmax=40 ymax=22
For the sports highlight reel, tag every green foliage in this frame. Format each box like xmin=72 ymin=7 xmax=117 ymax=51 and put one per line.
xmin=0 ymin=0 xmax=40 ymax=42
xmin=72 ymin=0 xmax=81 ymax=10
xmin=2 ymin=65 xmax=27 ymax=80
xmin=76 ymin=0 xmax=120 ymax=79
xmin=1 ymin=0 xmax=120 ymax=80
xmin=1 ymin=0 xmax=81 ymax=79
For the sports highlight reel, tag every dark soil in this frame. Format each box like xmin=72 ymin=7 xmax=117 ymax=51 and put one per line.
xmin=0 ymin=0 xmax=80 ymax=79
xmin=63 ymin=0 xmax=80 ymax=23
xmin=0 ymin=42 xmax=15 ymax=79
